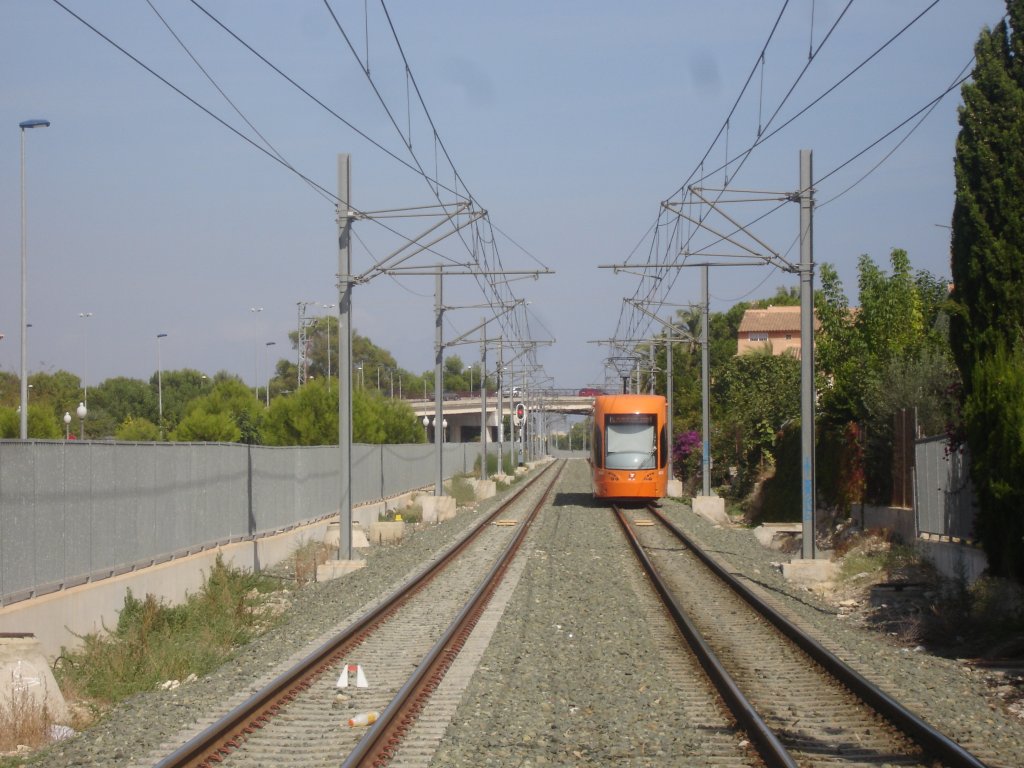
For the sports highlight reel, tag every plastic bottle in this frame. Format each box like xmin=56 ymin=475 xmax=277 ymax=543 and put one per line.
xmin=347 ymin=710 xmax=379 ymax=727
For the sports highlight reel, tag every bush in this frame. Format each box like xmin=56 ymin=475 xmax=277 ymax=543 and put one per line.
xmin=54 ymin=556 xmax=282 ymax=704
xmin=448 ymin=475 xmax=476 ymax=506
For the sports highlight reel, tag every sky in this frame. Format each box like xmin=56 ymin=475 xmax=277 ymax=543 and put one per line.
xmin=0 ymin=0 xmax=1009 ymax=397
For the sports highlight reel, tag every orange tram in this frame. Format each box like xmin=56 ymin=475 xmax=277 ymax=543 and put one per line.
xmin=589 ymin=394 xmax=669 ymax=501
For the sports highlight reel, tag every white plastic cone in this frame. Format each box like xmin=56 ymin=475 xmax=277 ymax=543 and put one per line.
xmin=336 ymin=663 xmax=369 ymax=689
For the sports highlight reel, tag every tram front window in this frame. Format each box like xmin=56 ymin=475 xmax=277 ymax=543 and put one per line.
xmin=605 ymin=414 xmax=657 ymax=470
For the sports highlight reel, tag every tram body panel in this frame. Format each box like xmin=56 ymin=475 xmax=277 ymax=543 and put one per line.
xmin=590 ymin=394 xmax=668 ymax=500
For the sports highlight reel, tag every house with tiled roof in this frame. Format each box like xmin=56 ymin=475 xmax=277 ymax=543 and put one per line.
xmin=736 ymin=306 xmax=819 ymax=357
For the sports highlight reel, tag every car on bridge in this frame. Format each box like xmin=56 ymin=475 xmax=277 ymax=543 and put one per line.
xmin=578 ymin=387 xmax=605 ymax=397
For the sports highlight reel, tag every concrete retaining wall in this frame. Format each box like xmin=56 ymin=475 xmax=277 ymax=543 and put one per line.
xmin=860 ymin=505 xmax=916 ymax=543
xmin=916 ymin=537 xmax=988 ymax=584
xmin=0 ymin=517 xmax=337 ymax=660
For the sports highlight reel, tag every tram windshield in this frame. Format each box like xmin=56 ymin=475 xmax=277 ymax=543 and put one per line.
xmin=604 ymin=413 xmax=657 ymax=470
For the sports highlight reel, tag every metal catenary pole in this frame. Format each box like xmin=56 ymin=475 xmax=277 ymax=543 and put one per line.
xmin=336 ymin=154 xmax=355 ymax=561
xmin=799 ymin=149 xmax=816 ymax=560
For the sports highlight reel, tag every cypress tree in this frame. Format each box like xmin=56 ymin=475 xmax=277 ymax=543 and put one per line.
xmin=951 ymin=1 xmax=1024 ymax=580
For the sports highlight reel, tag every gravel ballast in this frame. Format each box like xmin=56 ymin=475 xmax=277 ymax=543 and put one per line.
xmin=20 ymin=459 xmax=1024 ymax=767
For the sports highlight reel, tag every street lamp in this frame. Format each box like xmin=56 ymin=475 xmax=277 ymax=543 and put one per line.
xmin=465 ymin=366 xmax=474 ymax=395
xmin=422 ymin=415 xmax=430 ymax=440
xmin=264 ymin=341 xmax=276 ymax=407
xmin=249 ymin=307 xmax=263 ymax=396
xmin=79 ymin=312 xmax=93 ymax=407
xmin=19 ymin=118 xmax=50 ymax=440
xmin=63 ymin=411 xmax=71 ymax=439
xmin=442 ymin=418 xmax=448 ymax=443
xmin=76 ymin=401 xmax=87 ymax=440
xmin=156 ymin=333 xmax=168 ymax=438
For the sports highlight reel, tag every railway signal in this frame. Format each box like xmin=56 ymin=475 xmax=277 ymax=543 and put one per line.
xmin=513 ymin=402 xmax=525 ymax=425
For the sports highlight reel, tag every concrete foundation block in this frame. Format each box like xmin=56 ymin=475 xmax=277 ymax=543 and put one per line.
xmin=666 ymin=479 xmax=684 ymax=498
xmin=514 ymin=466 xmax=529 ymax=478
xmin=692 ymin=495 xmax=729 ymax=526
xmin=316 ymin=558 xmax=367 ymax=583
xmin=421 ymin=495 xmax=457 ymax=523
xmin=324 ymin=522 xmax=370 ymax=550
xmin=369 ymin=521 xmax=406 ymax=545
xmin=782 ymin=558 xmax=839 ymax=585
xmin=473 ymin=479 xmax=496 ymax=500
xmin=0 ymin=634 xmax=69 ymax=723
xmin=753 ymin=523 xmax=803 ymax=551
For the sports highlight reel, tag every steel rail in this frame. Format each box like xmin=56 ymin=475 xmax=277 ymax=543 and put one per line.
xmin=613 ymin=505 xmax=798 ymax=768
xmin=153 ymin=461 xmax=561 ymax=768
xmin=343 ymin=459 xmax=566 ymax=767
xmin=646 ymin=504 xmax=989 ymax=768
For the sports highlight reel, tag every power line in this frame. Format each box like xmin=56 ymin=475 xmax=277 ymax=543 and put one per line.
xmin=143 ymin=0 xmax=334 ymax=204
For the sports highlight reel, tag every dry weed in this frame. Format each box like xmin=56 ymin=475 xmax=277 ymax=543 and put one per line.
xmin=0 ymin=685 xmax=54 ymax=753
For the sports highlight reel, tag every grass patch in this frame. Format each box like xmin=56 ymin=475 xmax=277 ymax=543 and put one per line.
xmin=838 ymin=533 xmax=922 ymax=583
xmin=379 ymin=505 xmax=422 ymax=524
xmin=475 ymin=453 xmax=518 ymax=478
xmin=448 ymin=474 xmax=477 ymax=507
xmin=53 ymin=555 xmax=283 ymax=706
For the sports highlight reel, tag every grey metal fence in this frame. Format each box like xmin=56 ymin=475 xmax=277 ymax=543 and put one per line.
xmin=914 ymin=436 xmax=976 ymax=540
xmin=0 ymin=440 xmax=498 ymax=606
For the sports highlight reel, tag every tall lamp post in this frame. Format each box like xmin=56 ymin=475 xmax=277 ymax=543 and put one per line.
xmin=156 ymin=333 xmax=168 ymax=438
xmin=76 ymin=402 xmax=87 ymax=440
xmin=249 ymin=307 xmax=263 ymax=397
xmin=19 ymin=118 xmax=50 ymax=440
xmin=63 ymin=411 xmax=71 ymax=439
xmin=79 ymin=312 xmax=93 ymax=407
xmin=264 ymin=341 xmax=276 ymax=406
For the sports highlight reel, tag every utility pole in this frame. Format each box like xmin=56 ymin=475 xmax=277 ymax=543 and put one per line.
xmin=434 ymin=268 xmax=444 ymax=496
xmin=336 ymin=154 xmax=354 ymax=562
xmin=799 ymin=149 xmax=816 ymax=560
xmin=480 ymin=320 xmax=488 ymax=481
xmin=700 ymin=265 xmax=711 ymax=497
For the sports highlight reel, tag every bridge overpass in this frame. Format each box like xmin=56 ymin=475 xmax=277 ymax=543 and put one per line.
xmin=407 ymin=395 xmax=594 ymax=442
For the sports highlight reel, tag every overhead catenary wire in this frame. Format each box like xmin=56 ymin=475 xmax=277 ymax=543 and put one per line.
xmin=617 ymin=0 xmax=950 ymax=347
xmin=319 ymin=0 xmax=551 ymax=346
xmin=143 ymin=0 xmax=334 ymax=205
xmin=50 ymin=0 xmax=499 ymax=282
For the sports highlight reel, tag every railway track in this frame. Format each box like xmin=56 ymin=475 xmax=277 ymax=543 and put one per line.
xmin=151 ymin=460 xmax=565 ymax=768
xmin=614 ymin=503 xmax=988 ymax=768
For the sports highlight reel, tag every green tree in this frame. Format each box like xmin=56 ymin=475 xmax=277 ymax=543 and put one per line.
xmin=962 ymin=340 xmax=1024 ymax=580
xmin=263 ymin=378 xmax=338 ymax=446
xmin=170 ymin=378 xmax=261 ymax=444
xmin=115 ymin=416 xmax=161 ymax=442
xmin=151 ymin=369 xmax=213 ymax=433
xmin=91 ymin=377 xmax=157 ymax=433
xmin=814 ymin=251 xmax=957 ymax=505
xmin=27 ymin=370 xmax=82 ymax=421
xmin=0 ymin=404 xmax=61 ymax=439
xmin=713 ymin=350 xmax=801 ymax=493
xmin=172 ymin=411 xmax=242 ymax=443
xmin=0 ymin=371 xmax=18 ymax=408
xmin=951 ymin=1 xmax=1024 ymax=579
